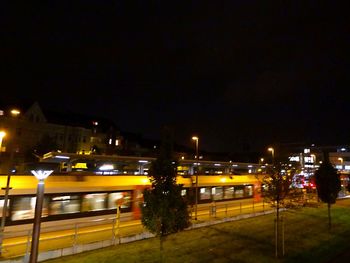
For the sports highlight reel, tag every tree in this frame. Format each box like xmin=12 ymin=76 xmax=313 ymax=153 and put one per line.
xmin=257 ymin=162 xmax=295 ymax=257
xmin=25 ymin=134 xmax=59 ymax=163
xmin=315 ymin=152 xmax=341 ymax=230
xmin=140 ymin=127 xmax=190 ymax=261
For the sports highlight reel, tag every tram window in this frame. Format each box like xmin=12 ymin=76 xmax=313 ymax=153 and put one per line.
xmin=49 ymin=195 xmax=80 ymax=215
xmin=12 ymin=197 xmax=49 ymax=221
xmin=199 ymin=187 xmax=211 ymax=201
xmin=108 ymin=192 xmax=131 ymax=209
xmin=82 ymin=193 xmax=107 ymax=211
xmin=0 ymin=199 xmax=10 ymax=217
xmin=212 ymin=187 xmax=223 ymax=200
xmin=245 ymin=185 xmax=253 ymax=197
xmin=181 ymin=189 xmax=187 ymax=197
xmin=235 ymin=186 xmax=244 ymax=198
xmin=224 ymin=187 xmax=234 ymax=199
xmin=224 ymin=186 xmax=235 ymax=199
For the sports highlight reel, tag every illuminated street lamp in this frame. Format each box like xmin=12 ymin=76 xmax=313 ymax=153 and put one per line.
xmin=268 ymin=147 xmax=275 ymax=164
xmin=0 ymin=109 xmax=20 ymax=255
xmin=0 ymin=131 xmax=5 ymax=154
xmin=192 ymin=136 xmax=199 ymax=159
xmin=9 ymin=109 xmax=21 ymax=165
xmin=29 ymin=170 xmax=53 ymax=263
xmin=0 ymin=131 xmax=6 ymax=254
xmin=192 ymin=136 xmax=199 ymax=220
xmin=10 ymin=109 xmax=20 ymax=116
xmin=338 ymin=158 xmax=343 ymax=171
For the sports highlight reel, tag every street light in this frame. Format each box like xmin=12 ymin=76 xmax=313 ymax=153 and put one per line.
xmin=0 ymin=131 xmax=6 ymax=254
xmin=0 ymin=109 xmax=20 ymax=255
xmin=192 ymin=136 xmax=199 ymax=220
xmin=0 ymin=131 xmax=5 ymax=154
xmin=10 ymin=109 xmax=20 ymax=167
xmin=29 ymin=169 xmax=53 ymax=263
xmin=268 ymin=147 xmax=275 ymax=164
xmin=338 ymin=158 xmax=343 ymax=171
xmin=10 ymin=109 xmax=20 ymax=116
xmin=192 ymin=136 xmax=199 ymax=159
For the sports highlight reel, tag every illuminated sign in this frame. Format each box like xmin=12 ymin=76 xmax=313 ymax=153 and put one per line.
xmin=289 ymin=156 xmax=300 ymax=162
xmin=304 ymin=157 xmax=314 ymax=163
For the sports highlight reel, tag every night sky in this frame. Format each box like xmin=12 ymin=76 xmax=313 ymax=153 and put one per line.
xmin=1 ymin=1 xmax=350 ymax=153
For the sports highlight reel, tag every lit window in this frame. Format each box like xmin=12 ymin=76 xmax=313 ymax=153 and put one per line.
xmin=108 ymin=192 xmax=131 ymax=209
xmin=12 ymin=197 xmax=49 ymax=220
xmin=99 ymin=164 xmax=114 ymax=170
xmin=115 ymin=139 xmax=119 ymax=146
xmin=109 ymin=138 xmax=112 ymax=145
xmin=50 ymin=195 xmax=80 ymax=215
xmin=82 ymin=193 xmax=107 ymax=211
xmin=304 ymin=148 xmax=310 ymax=154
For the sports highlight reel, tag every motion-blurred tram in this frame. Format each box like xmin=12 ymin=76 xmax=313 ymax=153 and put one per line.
xmin=0 ymin=152 xmax=262 ymax=232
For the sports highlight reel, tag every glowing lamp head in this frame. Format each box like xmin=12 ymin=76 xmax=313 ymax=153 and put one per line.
xmin=192 ymin=136 xmax=199 ymax=141
xmin=31 ymin=170 xmax=53 ymax=180
xmin=0 ymin=131 xmax=6 ymax=139
xmin=11 ymin=109 xmax=21 ymax=116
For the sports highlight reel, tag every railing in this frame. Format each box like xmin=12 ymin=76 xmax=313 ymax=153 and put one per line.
xmin=193 ymin=199 xmax=268 ymax=219
xmin=1 ymin=200 xmax=273 ymax=261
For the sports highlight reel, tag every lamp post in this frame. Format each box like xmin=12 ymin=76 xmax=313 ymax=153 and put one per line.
xmin=0 ymin=109 xmax=20 ymax=255
xmin=0 ymin=131 xmax=6 ymax=254
xmin=192 ymin=136 xmax=199 ymax=220
xmin=0 ymin=131 xmax=5 ymax=155
xmin=268 ymin=147 xmax=275 ymax=165
xmin=9 ymin=109 xmax=20 ymax=172
xmin=29 ymin=170 xmax=53 ymax=263
xmin=338 ymin=157 xmax=343 ymax=170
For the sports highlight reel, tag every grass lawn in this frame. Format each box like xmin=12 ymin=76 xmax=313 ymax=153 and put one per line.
xmin=44 ymin=199 xmax=350 ymax=263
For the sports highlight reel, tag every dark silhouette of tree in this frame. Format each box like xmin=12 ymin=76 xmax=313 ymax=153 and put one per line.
xmin=140 ymin=127 xmax=190 ymax=262
xmin=257 ymin=160 xmax=295 ymax=257
xmin=315 ymin=152 xmax=341 ymax=230
xmin=25 ymin=134 xmax=58 ymax=162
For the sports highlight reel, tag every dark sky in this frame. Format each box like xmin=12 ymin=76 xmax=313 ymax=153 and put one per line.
xmin=1 ymin=1 xmax=350 ymax=153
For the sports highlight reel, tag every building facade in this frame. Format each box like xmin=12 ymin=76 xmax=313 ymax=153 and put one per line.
xmin=0 ymin=102 xmax=122 ymax=173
